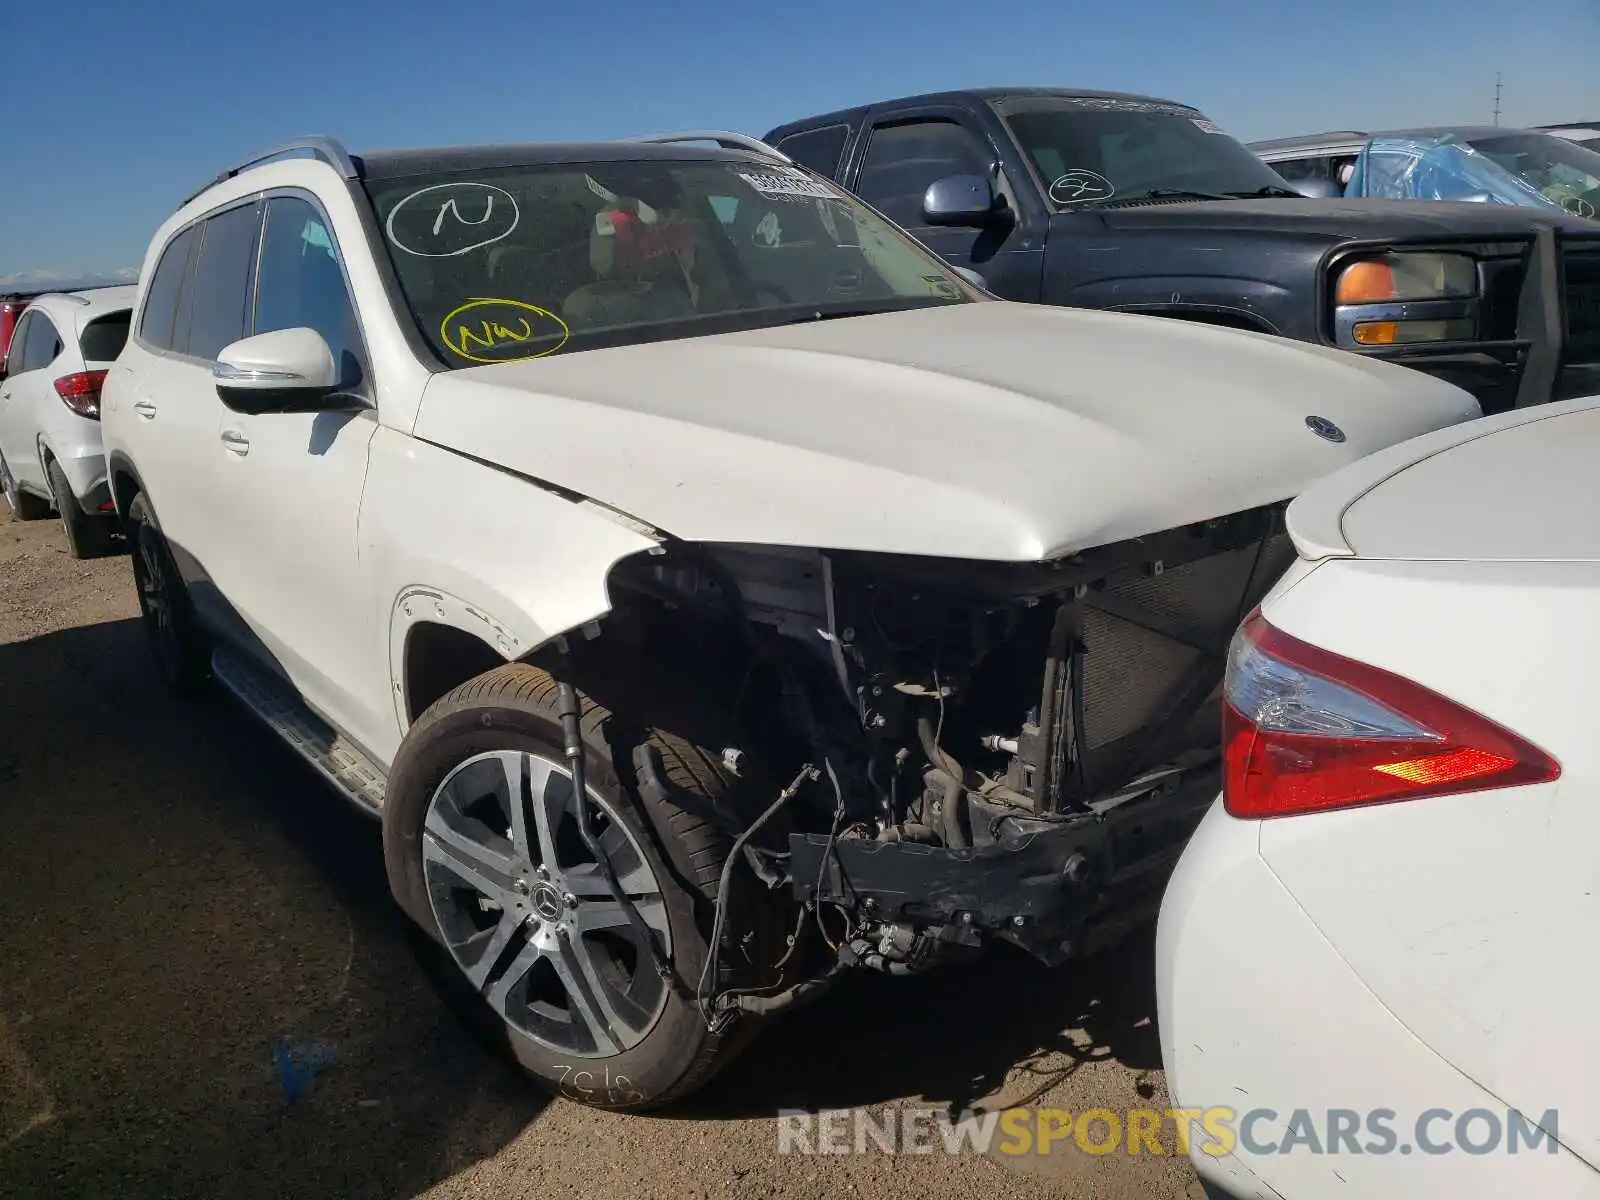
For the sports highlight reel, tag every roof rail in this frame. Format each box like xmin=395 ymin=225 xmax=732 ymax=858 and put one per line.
xmin=177 ymin=136 xmax=359 ymax=212
xmin=622 ymin=130 xmax=792 ymax=164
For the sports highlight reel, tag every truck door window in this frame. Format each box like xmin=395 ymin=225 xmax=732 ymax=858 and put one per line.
xmin=774 ymin=124 xmax=850 ymax=180
xmin=857 ymin=119 xmax=992 ymax=228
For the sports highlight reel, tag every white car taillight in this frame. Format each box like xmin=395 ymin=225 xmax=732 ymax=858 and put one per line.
xmin=1222 ymin=610 xmax=1559 ymax=818
xmin=54 ymin=370 xmax=108 ymax=420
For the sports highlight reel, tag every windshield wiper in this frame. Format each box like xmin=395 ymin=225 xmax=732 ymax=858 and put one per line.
xmin=1102 ymin=188 xmax=1234 ymax=205
xmin=780 ymin=308 xmax=881 ymax=324
xmin=778 ymin=299 xmax=958 ymax=325
xmin=1228 ymin=185 xmax=1306 ymax=198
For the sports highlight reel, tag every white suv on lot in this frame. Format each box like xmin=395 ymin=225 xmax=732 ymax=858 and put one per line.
xmin=102 ymin=132 xmax=1479 ymax=1110
xmin=0 ymin=285 xmax=136 ymax=555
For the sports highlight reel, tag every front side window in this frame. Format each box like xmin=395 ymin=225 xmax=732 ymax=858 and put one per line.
xmin=187 ymin=202 xmax=262 ymax=361
xmin=856 ymin=120 xmax=993 ymax=228
xmin=255 ymin=196 xmax=365 ymax=386
xmin=139 ymin=226 xmax=199 ymax=352
xmin=364 ymin=158 xmax=978 ymax=369
xmin=999 ymin=98 xmax=1291 ymax=209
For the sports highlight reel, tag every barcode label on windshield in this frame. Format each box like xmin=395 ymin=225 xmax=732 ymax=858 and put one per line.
xmin=739 ymin=168 xmax=837 ymax=200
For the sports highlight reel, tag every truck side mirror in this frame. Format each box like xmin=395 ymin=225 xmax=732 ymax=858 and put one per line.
xmin=923 ymin=174 xmax=1000 ymax=227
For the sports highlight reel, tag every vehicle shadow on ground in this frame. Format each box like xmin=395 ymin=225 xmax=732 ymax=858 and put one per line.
xmin=0 ymin=614 xmax=1168 ymax=1198
xmin=0 ymin=617 xmax=545 ymax=1200
xmin=685 ymin=931 xmax=1164 ymax=1120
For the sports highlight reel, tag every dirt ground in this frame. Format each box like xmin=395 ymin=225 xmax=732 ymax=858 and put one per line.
xmin=0 ymin=503 xmax=1205 ymax=1200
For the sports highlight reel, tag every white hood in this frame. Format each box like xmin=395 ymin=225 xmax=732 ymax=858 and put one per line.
xmin=414 ymin=302 xmax=1482 ymax=561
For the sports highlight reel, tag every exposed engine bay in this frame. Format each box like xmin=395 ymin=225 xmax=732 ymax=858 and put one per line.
xmin=586 ymin=505 xmax=1296 ymax=1021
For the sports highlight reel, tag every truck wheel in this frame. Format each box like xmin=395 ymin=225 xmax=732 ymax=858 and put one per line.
xmin=0 ymin=452 xmax=50 ymax=520
xmin=126 ymin=493 xmax=209 ymax=694
xmin=47 ymin=460 xmax=114 ymax=558
xmin=384 ymin=663 xmax=778 ymax=1111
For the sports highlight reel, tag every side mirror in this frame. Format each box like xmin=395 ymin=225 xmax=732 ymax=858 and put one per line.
xmin=213 ymin=328 xmax=349 ymax=415
xmin=923 ymin=174 xmax=1000 ymax=227
xmin=1291 ymin=177 xmax=1343 ymax=199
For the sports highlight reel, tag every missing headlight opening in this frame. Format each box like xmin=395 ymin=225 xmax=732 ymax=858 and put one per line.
xmin=586 ymin=508 xmax=1295 ymax=1024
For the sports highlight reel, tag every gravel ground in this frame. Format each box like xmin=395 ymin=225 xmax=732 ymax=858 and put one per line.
xmin=0 ymin=502 xmax=1204 ymax=1200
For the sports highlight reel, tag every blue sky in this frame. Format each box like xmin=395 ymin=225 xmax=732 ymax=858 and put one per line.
xmin=1 ymin=0 xmax=1595 ymax=280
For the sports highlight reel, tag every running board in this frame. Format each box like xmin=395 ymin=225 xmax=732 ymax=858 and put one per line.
xmin=211 ymin=647 xmax=388 ymax=817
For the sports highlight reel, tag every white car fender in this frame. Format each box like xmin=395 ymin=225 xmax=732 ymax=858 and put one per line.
xmin=362 ymin=427 xmax=660 ymax=753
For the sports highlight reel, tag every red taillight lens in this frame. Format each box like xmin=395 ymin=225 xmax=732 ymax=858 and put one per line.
xmin=54 ymin=370 xmax=108 ymax=419
xmin=1223 ymin=611 xmax=1559 ymax=819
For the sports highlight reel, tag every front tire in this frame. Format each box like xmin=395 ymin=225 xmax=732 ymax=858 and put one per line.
xmin=384 ymin=663 xmax=781 ymax=1110
xmin=0 ymin=452 xmax=50 ymax=520
xmin=47 ymin=460 xmax=115 ymax=558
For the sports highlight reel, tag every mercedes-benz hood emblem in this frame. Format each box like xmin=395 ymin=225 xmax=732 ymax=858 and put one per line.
xmin=1305 ymin=415 xmax=1346 ymax=443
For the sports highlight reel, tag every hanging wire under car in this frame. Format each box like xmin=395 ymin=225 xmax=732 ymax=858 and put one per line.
xmin=697 ymin=762 xmax=819 ymax=1029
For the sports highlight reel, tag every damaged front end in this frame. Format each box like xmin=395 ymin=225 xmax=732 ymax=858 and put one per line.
xmin=596 ymin=505 xmax=1296 ymax=1015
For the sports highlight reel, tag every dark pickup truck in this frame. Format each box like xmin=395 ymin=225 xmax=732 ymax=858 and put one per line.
xmin=764 ymin=88 xmax=1600 ymax=413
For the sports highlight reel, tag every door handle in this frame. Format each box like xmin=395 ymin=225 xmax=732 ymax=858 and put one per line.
xmin=133 ymin=400 xmax=158 ymax=420
xmin=220 ymin=429 xmax=250 ymax=456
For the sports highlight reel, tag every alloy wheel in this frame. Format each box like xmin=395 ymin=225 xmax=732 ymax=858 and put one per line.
xmin=423 ymin=750 xmax=671 ymax=1058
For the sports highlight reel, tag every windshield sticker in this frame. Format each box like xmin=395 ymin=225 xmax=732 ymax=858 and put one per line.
xmin=439 ymin=298 xmax=570 ymax=364
xmin=386 ymin=184 xmax=520 ymax=258
xmin=1192 ymin=118 xmax=1226 ymax=135
xmin=753 ymin=210 xmax=783 ymax=247
xmin=1048 ymin=169 xmax=1116 ymax=205
xmin=738 ymin=167 xmax=837 ymax=202
xmin=1046 ymin=97 xmax=1197 ymax=118
xmin=922 ymin=273 xmax=962 ymax=299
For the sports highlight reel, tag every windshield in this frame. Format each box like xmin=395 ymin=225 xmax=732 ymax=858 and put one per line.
xmin=365 ymin=159 xmax=977 ymax=367
xmin=997 ymin=98 xmax=1293 ymax=209
xmin=1461 ymin=132 xmax=1600 ymax=217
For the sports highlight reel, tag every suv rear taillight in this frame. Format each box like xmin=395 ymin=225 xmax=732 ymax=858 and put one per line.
xmin=1223 ymin=610 xmax=1559 ymax=818
xmin=54 ymin=370 xmax=108 ymax=419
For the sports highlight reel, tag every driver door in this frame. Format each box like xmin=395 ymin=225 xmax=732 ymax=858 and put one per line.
xmin=207 ymin=192 xmax=386 ymax=753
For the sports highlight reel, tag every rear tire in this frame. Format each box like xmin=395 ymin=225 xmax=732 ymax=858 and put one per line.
xmin=0 ymin=452 xmax=50 ymax=520
xmin=384 ymin=662 xmax=784 ymax=1110
xmin=127 ymin=493 xmax=209 ymax=695
xmin=47 ymin=460 xmax=115 ymax=558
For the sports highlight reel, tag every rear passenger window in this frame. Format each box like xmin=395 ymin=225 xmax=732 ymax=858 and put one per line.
xmin=139 ymin=226 xmax=199 ymax=352
xmin=1267 ymin=156 xmax=1321 ymax=183
xmin=775 ymin=124 xmax=851 ymax=180
xmin=18 ymin=311 xmax=62 ymax=373
xmin=187 ymin=202 xmax=262 ymax=361
xmin=2 ymin=312 xmax=31 ymax=374
xmin=79 ymin=312 xmax=131 ymax=364
xmin=255 ymin=196 xmax=364 ymax=387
